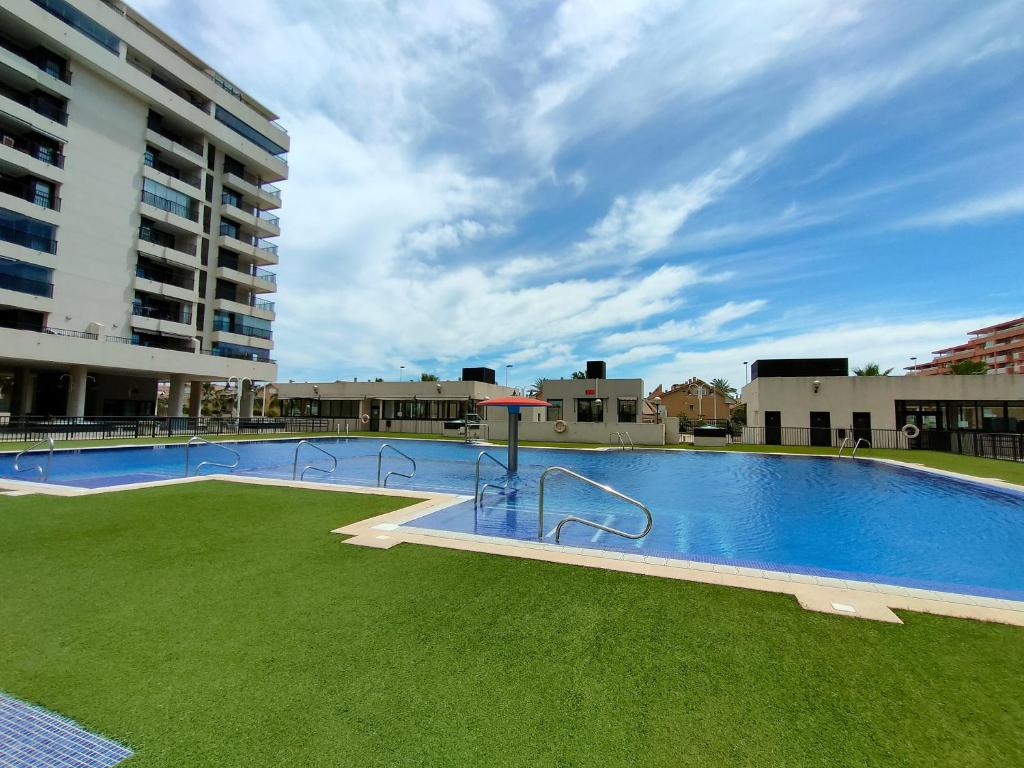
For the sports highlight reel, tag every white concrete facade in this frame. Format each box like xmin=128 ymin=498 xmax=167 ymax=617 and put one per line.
xmin=0 ymin=0 xmax=286 ymax=416
xmin=742 ymin=375 xmax=1024 ymax=430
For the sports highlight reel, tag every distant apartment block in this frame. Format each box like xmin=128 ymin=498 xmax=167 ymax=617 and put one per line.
xmin=0 ymin=0 xmax=287 ymax=417
xmin=908 ymin=317 xmax=1024 ymax=376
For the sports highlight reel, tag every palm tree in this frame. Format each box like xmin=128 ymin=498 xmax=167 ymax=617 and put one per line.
xmin=708 ymin=378 xmax=736 ymax=421
xmin=529 ymin=378 xmax=545 ymax=397
xmin=853 ymin=362 xmax=893 ymax=376
xmin=570 ymin=370 xmax=586 ymax=379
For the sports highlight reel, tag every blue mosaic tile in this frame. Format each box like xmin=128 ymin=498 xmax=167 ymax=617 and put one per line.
xmin=0 ymin=693 xmax=132 ymax=768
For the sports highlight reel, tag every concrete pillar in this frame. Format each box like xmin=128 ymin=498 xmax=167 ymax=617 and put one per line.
xmin=18 ymin=369 xmax=36 ymax=415
xmin=66 ymin=365 xmax=87 ymax=417
xmin=168 ymin=374 xmax=186 ymax=417
xmin=188 ymin=381 xmax=203 ymax=417
xmin=241 ymin=384 xmax=255 ymax=418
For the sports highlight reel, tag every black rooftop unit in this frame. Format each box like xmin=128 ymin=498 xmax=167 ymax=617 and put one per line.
xmin=751 ymin=358 xmax=849 ymax=380
xmin=462 ymin=367 xmax=496 ymax=384
xmin=585 ymin=360 xmax=607 ymax=379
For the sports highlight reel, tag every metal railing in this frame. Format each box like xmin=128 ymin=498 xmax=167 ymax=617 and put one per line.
xmin=0 ymin=222 xmax=57 ymax=253
xmin=473 ymin=450 xmax=509 ymax=507
xmin=11 ymin=436 xmax=54 ymax=481
xmin=0 ymin=416 xmax=331 ymax=443
xmin=464 ymin=421 xmax=490 ymax=443
xmin=0 ymin=272 xmax=53 ymax=297
xmin=184 ymin=436 xmax=240 ymax=476
xmin=291 ymin=439 xmax=337 ymax=481
xmin=838 ymin=436 xmax=870 ymax=457
xmin=610 ymin=431 xmax=634 ymax=451
xmin=376 ymin=443 xmax=416 ymax=487
xmin=141 ymin=189 xmax=198 ymax=221
xmin=538 ymin=466 xmax=653 ymax=544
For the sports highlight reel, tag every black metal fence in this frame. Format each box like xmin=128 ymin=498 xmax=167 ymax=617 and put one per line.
xmin=0 ymin=416 xmax=331 ymax=444
xmin=739 ymin=425 xmax=1024 ymax=462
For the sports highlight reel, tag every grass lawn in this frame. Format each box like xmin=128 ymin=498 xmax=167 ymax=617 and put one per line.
xmin=1 ymin=482 xmax=1022 ymax=766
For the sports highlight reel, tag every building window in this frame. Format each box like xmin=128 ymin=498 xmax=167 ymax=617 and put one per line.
xmin=219 ymin=219 xmax=240 ymax=239
xmin=547 ymin=399 xmax=563 ymax=421
xmin=30 ymin=0 xmax=121 ymax=54
xmin=617 ymin=398 xmax=637 ymax=423
xmin=214 ymin=106 xmax=287 ymax=157
xmin=0 ymin=257 xmax=53 ymax=297
xmin=142 ymin=178 xmax=196 ymax=220
xmin=0 ymin=208 xmax=57 ymax=253
xmin=576 ymin=398 xmax=603 ymax=423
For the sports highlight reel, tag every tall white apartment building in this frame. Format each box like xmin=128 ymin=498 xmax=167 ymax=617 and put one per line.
xmin=0 ymin=0 xmax=287 ymax=417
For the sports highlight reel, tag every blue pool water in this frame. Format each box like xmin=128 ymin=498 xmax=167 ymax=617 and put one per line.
xmin=4 ymin=437 xmax=1023 ymax=599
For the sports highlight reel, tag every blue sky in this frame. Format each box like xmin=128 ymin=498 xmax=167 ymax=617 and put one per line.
xmin=135 ymin=0 xmax=1023 ymax=391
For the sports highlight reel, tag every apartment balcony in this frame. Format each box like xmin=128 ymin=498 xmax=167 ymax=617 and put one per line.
xmin=222 ymin=170 xmax=281 ymax=211
xmin=210 ymin=326 xmax=274 ymax=351
xmin=214 ymin=263 xmax=276 ymax=294
xmin=136 ymin=232 xmax=198 ymax=270
xmin=212 ymin=296 xmax=275 ymax=321
xmin=0 ymin=134 xmax=64 ymax=183
xmin=0 ymin=220 xmax=57 ymax=257
xmin=220 ymin=199 xmax=280 ymax=237
xmin=0 ymin=45 xmax=71 ymax=104
xmin=144 ymin=127 xmax=204 ymax=170
xmin=215 ymin=231 xmax=278 ymax=266
xmin=134 ymin=265 xmax=196 ymax=304
xmin=0 ymin=89 xmax=67 ymax=140
xmin=142 ymin=160 xmax=201 ymax=197
xmin=140 ymin=189 xmax=203 ymax=235
xmin=131 ymin=300 xmax=194 ymax=337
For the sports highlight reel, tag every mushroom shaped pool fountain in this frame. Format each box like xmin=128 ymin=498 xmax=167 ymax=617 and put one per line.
xmin=476 ymin=395 xmax=550 ymax=475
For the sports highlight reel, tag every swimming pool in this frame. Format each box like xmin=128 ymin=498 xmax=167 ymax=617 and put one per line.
xmin=5 ymin=437 xmax=1023 ymax=599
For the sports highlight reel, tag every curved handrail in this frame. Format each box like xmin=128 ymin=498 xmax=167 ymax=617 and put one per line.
xmin=474 ymin=450 xmax=510 ymax=507
xmin=292 ymin=439 xmax=337 ymax=481
xmin=185 ymin=436 xmax=240 ymax=476
xmin=538 ymin=466 xmax=652 ymax=544
xmin=13 ymin=437 xmax=55 ymax=481
xmin=852 ymin=437 xmax=870 ymax=457
xmin=837 ymin=435 xmax=852 ymax=456
xmin=609 ymin=432 xmax=635 ymax=451
xmin=377 ymin=443 xmax=416 ymax=487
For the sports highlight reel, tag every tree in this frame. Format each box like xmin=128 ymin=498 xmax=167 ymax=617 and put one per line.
xmin=853 ymin=362 xmax=893 ymax=376
xmin=420 ymin=373 xmax=439 ymax=381
xmin=730 ymin=402 xmax=747 ymax=427
xmin=948 ymin=360 xmax=988 ymax=375
xmin=529 ymin=378 xmax=545 ymax=397
xmin=570 ymin=371 xmax=586 ymax=379
xmin=710 ymin=378 xmax=737 ymax=398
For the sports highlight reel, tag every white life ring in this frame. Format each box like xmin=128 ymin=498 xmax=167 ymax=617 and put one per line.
xmin=360 ymin=414 xmax=370 ymax=425
xmin=901 ymin=423 xmax=920 ymax=439
xmin=553 ymin=419 xmax=568 ymax=434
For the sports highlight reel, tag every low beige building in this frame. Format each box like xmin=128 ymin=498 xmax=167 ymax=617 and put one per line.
xmin=742 ymin=369 xmax=1024 ymax=447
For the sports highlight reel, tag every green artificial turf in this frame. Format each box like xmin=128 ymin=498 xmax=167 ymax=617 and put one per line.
xmin=1 ymin=482 xmax=1022 ymax=766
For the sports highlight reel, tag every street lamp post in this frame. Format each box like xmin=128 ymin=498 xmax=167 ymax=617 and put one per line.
xmin=399 ymin=365 xmax=405 ymax=382
xmin=910 ymin=357 xmax=917 ymax=375
xmin=688 ymin=382 xmax=707 ymax=420
xmin=743 ymin=361 xmax=749 ymax=384
xmin=505 ymin=364 xmax=513 ymax=387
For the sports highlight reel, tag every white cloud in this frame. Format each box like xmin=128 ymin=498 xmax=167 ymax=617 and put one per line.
xmin=896 ymin=187 xmax=1024 ymax=229
xmin=603 ymin=299 xmax=768 ymax=350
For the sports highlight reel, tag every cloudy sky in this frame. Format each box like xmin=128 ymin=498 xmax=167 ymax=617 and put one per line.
xmin=136 ymin=0 xmax=1023 ymax=391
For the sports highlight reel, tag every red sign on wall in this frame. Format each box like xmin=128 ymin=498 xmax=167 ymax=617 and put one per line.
xmin=585 ymin=389 xmax=595 ymax=395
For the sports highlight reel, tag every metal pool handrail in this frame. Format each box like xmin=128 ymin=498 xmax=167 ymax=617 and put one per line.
xmin=292 ymin=439 xmax=337 ymax=481
xmin=13 ymin=437 xmax=54 ymax=481
xmin=609 ymin=431 xmax=634 ymax=451
xmin=538 ymin=466 xmax=652 ymax=544
xmin=185 ymin=436 xmax=240 ymax=476
xmin=465 ymin=421 xmax=490 ymax=443
xmin=838 ymin=436 xmax=871 ymax=457
xmin=377 ymin=443 xmax=416 ymax=487
xmin=474 ymin=450 xmax=510 ymax=507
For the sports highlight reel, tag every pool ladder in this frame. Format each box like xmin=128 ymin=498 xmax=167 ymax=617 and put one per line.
xmin=184 ymin=436 xmax=240 ymax=476
xmin=838 ymin=436 xmax=870 ymax=457
xmin=292 ymin=439 xmax=337 ymax=481
xmin=377 ymin=443 xmax=416 ymax=487
xmin=538 ymin=466 xmax=652 ymax=544
xmin=474 ymin=450 xmax=511 ymax=507
xmin=609 ymin=431 xmax=634 ymax=451
xmin=12 ymin=437 xmax=54 ymax=482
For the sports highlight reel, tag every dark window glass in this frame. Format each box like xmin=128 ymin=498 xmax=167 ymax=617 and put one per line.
xmin=0 ymin=256 xmax=53 ymax=297
xmin=0 ymin=208 xmax=57 ymax=253
xmin=617 ymin=398 xmax=637 ymax=423
xmin=30 ymin=0 xmax=120 ymax=53
xmin=576 ymin=398 xmax=604 ymax=423
xmin=214 ymin=106 xmax=287 ymax=157
xmin=547 ymin=399 xmax=563 ymax=421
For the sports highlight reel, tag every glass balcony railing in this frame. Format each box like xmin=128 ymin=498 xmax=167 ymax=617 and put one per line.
xmin=141 ymin=189 xmax=198 ymax=221
xmin=0 ymin=271 xmax=53 ymax=297
xmin=212 ymin=320 xmax=272 ymax=340
xmin=0 ymin=222 xmax=57 ymax=253
xmin=251 ymin=297 xmax=275 ymax=312
xmin=132 ymin=302 xmax=192 ymax=325
xmin=0 ymin=135 xmax=65 ymax=168
xmin=135 ymin=264 xmax=195 ymax=290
